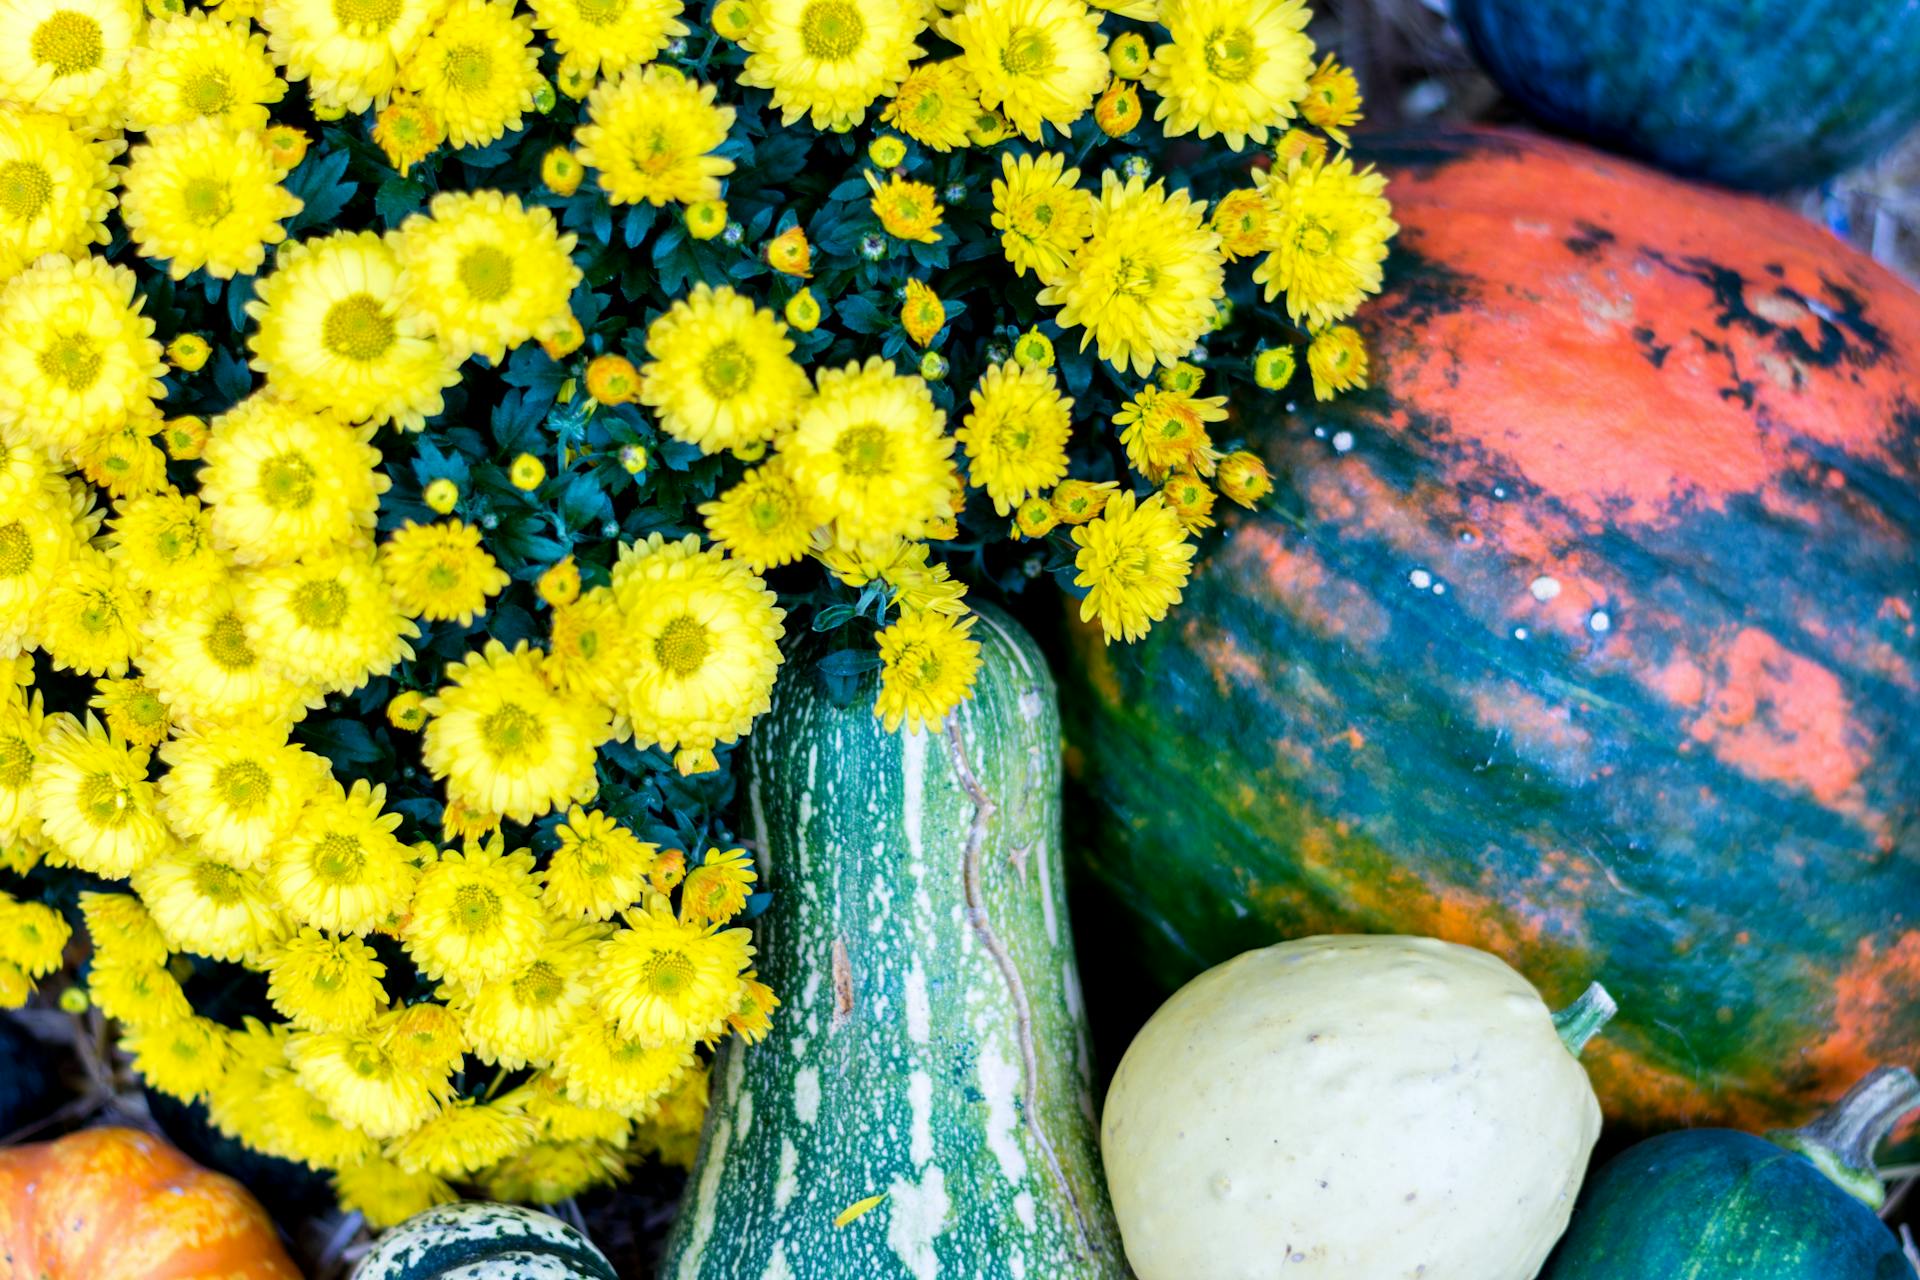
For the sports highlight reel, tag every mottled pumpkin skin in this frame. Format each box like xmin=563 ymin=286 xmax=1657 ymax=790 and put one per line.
xmin=1540 ymin=1130 xmax=1910 ymax=1279
xmin=0 ymin=1127 xmax=302 ymax=1280
xmin=1453 ymin=0 xmax=1920 ymax=190
xmin=1063 ymin=127 xmax=1920 ymax=1138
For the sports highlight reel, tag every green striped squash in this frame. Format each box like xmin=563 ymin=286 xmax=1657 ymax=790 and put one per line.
xmin=662 ymin=604 xmax=1126 ymax=1280
xmin=350 ymin=1203 xmax=617 ymax=1280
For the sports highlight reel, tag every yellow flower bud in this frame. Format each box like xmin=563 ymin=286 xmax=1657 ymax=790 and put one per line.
xmin=59 ymin=985 xmax=90 ymax=1014
xmin=732 ymin=439 xmax=768 ymax=462
xmin=868 ymin=134 xmax=908 ymax=169
xmin=620 ymin=443 xmax=649 ymax=474
xmin=783 ymin=287 xmax=821 ymax=332
xmin=541 ymin=314 xmax=586 ymax=360
xmin=686 ymin=199 xmax=728 ymax=240
xmin=1013 ymin=495 xmax=1059 ymax=539
xmin=1012 ymin=329 xmax=1054 ymax=368
xmin=165 ymin=333 xmax=210 ymax=372
xmin=387 ymin=690 xmax=429 ymax=731
xmin=713 ymin=0 xmax=753 ymax=39
xmin=263 ymin=125 xmax=309 ymax=172
xmin=162 ymin=415 xmax=209 ymax=461
xmin=1051 ymin=479 xmax=1118 ymax=525
xmin=1108 ymin=31 xmax=1150 ymax=79
xmin=767 ymin=225 xmax=812 ymax=277
xmin=586 ymin=354 xmax=641 ymax=405
xmin=423 ymin=477 xmax=460 ymax=513
xmin=1217 ymin=451 xmax=1274 ymax=508
xmin=1094 ymin=79 xmax=1142 ymax=137
xmin=1253 ymin=346 xmax=1297 ymax=390
xmin=510 ymin=453 xmax=548 ymax=490
xmin=538 ymin=557 xmax=582 ymax=607
xmin=541 ymin=148 xmax=584 ymax=197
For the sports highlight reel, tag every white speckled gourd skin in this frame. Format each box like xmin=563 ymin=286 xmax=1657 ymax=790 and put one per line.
xmin=1102 ymin=934 xmax=1603 ymax=1280
xmin=661 ymin=605 xmax=1126 ymax=1280
xmin=350 ymin=1202 xmax=617 ymax=1280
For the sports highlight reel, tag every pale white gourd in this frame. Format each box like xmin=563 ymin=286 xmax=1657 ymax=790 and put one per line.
xmin=1101 ymin=934 xmax=1612 ymax=1280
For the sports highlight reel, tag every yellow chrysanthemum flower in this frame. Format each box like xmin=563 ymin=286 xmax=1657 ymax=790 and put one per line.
xmin=866 ymin=170 xmax=943 ymax=243
xmin=125 ymin=11 xmax=286 ymax=133
xmin=30 ymin=712 xmax=170 ymax=878
xmin=0 ymin=690 xmax=45 ymax=846
xmin=91 ymin=676 xmax=172 ymax=749
xmin=678 ymin=845 xmax=755 ymax=926
xmin=402 ymin=841 xmax=549 ymax=988
xmin=1161 ymin=470 xmax=1217 ymax=531
xmin=260 ymin=0 xmax=448 ymax=113
xmin=288 ymin=1027 xmax=450 ymax=1140
xmin=0 ymin=0 xmax=140 ymax=122
xmin=941 ymin=0 xmax=1107 ymax=141
xmin=727 ymin=971 xmax=779 ymax=1043
xmin=738 ymin=0 xmax=924 ymax=130
xmin=990 ymin=150 xmax=1091 ymax=283
xmin=608 ymin=533 xmax=785 ymax=776
xmin=450 ymin=920 xmax=602 ymax=1068
xmin=380 ymin=999 xmax=468 ymax=1076
xmin=482 ymin=1139 xmax=627 ymax=1205
xmin=158 ymin=723 xmax=330 ymax=867
xmin=0 ymin=106 xmax=119 ymax=280
xmin=0 ymin=254 xmax=165 ymax=457
xmin=816 ymin=536 xmax=968 ymax=617
xmin=542 ymin=807 xmax=657 ymax=921
xmin=698 ymin=458 xmax=814 ymax=573
xmin=72 ymin=417 xmax=169 ymax=499
xmin=880 ymin=58 xmax=978 ymax=151
xmin=956 ymin=361 xmax=1073 ymax=515
xmin=513 ymin=1072 xmax=632 ymax=1144
xmin=122 ymin=1016 xmax=231 ymax=1101
xmin=591 ymin=897 xmax=751 ymax=1046
xmin=133 ymin=848 xmax=289 ymax=961
xmin=269 ymin=779 xmax=417 ymax=935
xmin=120 ymin=118 xmax=302 ymax=280
xmin=199 ymin=395 xmax=389 ymax=565
xmin=542 ymin=585 xmax=630 ymax=706
xmin=244 ymin=551 xmax=419 ymax=692
xmin=1037 ymin=172 xmax=1225 ymax=376
xmin=397 ymin=0 xmax=540 ymax=149
xmin=421 ymin=640 xmax=608 ymax=824
xmin=1212 ymin=186 xmax=1275 ymax=261
xmin=1303 ymin=52 xmax=1361 ymax=142
xmin=552 ymin=1014 xmax=695 ymax=1116
xmin=0 ymin=891 xmax=69 ymax=977
xmin=1144 ymin=0 xmax=1314 ymax=150
xmin=32 ymin=548 xmax=145 ymax=677
xmin=88 ymin=955 xmax=193 ymax=1026
xmin=1113 ymin=384 xmax=1227 ymax=481
xmin=372 ymin=90 xmax=443 ymax=175
xmin=105 ymin=488 xmax=226 ymax=600
xmin=392 ymin=190 xmax=582 ymax=363
xmin=1071 ymin=489 xmax=1196 ymax=643
xmin=780 ymin=357 xmax=955 ymax=555
xmin=529 ymin=0 xmax=686 ymax=80
xmin=1307 ymin=322 xmax=1368 ymax=400
xmin=1253 ymin=152 xmax=1397 ymax=329
xmin=0 ymin=475 xmax=85 ymax=655
xmin=576 ymin=66 xmax=735 ymax=207
xmin=253 ymin=1072 xmax=380 ymax=1170
xmin=77 ymin=888 xmax=169 ymax=965
xmin=638 ymin=283 xmax=808 ymax=454
xmin=874 ymin=607 xmax=980 ymax=733
xmin=246 ymin=230 xmax=461 ymax=432
xmin=332 ymin=1154 xmax=456 ymax=1229
xmin=140 ymin=584 xmax=323 ymax=728
xmin=389 ymin=1096 xmax=536 ymax=1177
xmin=380 ymin=519 xmax=509 ymax=625
xmin=901 ymin=277 xmax=945 ymax=347
xmin=265 ymin=928 xmax=388 ymax=1032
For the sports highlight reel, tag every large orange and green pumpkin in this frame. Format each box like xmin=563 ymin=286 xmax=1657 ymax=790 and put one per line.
xmin=1062 ymin=126 xmax=1920 ymax=1140
xmin=0 ymin=1126 xmax=302 ymax=1279
xmin=1451 ymin=0 xmax=1920 ymax=190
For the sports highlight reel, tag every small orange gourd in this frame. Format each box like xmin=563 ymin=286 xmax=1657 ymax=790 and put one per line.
xmin=0 ymin=1127 xmax=302 ymax=1280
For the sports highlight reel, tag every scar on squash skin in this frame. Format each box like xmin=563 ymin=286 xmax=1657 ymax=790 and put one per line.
xmin=830 ymin=938 xmax=854 ymax=1031
xmin=943 ymin=719 xmax=1100 ymax=1258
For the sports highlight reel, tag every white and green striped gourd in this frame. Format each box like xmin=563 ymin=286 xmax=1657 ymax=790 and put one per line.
xmin=662 ymin=604 xmax=1126 ymax=1280
xmin=350 ymin=1202 xmax=617 ymax=1279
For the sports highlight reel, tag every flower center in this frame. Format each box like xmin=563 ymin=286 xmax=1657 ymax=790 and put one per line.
xmin=322 ymin=294 xmax=396 ymax=362
xmin=700 ymin=339 xmax=755 ymax=399
xmin=76 ymin=586 xmax=120 ymax=634
xmin=424 ymin=555 xmax=464 ymax=591
xmin=633 ymin=124 xmax=682 ymax=175
xmin=800 ymin=0 xmax=864 ymax=60
xmin=310 ymin=964 xmax=344 ymax=992
xmin=122 ymin=688 xmax=167 ymax=726
xmin=37 ymin=334 xmax=102 ymax=392
xmin=193 ymin=860 xmax=243 ymax=903
xmin=457 ymin=245 xmax=514 ymax=301
xmin=0 ymin=523 xmax=33 ymax=578
xmin=748 ymin=492 xmax=792 ymax=533
xmin=1112 ymin=255 xmax=1160 ymax=299
xmin=181 ymin=176 xmax=232 ymax=225
xmin=514 ymin=960 xmax=565 ymax=1006
xmin=653 ymin=614 xmax=711 ymax=676
xmin=313 ymin=833 xmax=365 ymax=882
xmin=833 ymin=424 xmax=891 ymax=477
xmin=1203 ymin=27 xmax=1260 ymax=83
xmin=216 ymin=759 xmax=273 ymax=810
xmin=573 ymin=0 xmax=626 ymax=22
xmin=444 ymin=43 xmax=492 ymax=92
xmin=1296 ymin=219 xmax=1335 ymax=257
xmin=294 ymin=579 xmax=351 ymax=629
xmin=332 ymin=0 xmax=401 ymax=32
xmin=482 ymin=702 xmax=547 ymax=757
xmin=0 ymin=736 xmax=34 ymax=789
xmin=452 ymin=882 xmax=502 ymax=933
xmin=259 ymin=452 xmax=317 ymax=509
xmin=644 ymin=948 xmax=694 ymax=996
xmin=182 ymin=69 xmax=232 ymax=115
xmin=204 ymin=610 xmax=256 ymax=671
xmin=31 ymin=11 xmax=103 ymax=75
xmin=1002 ymin=27 xmax=1053 ymax=76
xmin=0 ymin=161 xmax=52 ymax=222
xmin=80 ymin=772 xmax=131 ymax=827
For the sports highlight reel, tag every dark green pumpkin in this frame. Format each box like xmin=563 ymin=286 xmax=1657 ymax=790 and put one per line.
xmin=1541 ymin=1068 xmax=1920 ymax=1279
xmin=1061 ymin=126 xmax=1920 ymax=1141
xmin=1452 ymin=0 xmax=1920 ymax=190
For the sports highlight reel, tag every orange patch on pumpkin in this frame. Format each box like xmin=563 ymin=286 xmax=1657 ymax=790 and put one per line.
xmin=1685 ymin=628 xmax=1870 ymax=808
xmin=1804 ymin=930 xmax=1920 ymax=1094
xmin=1467 ymin=681 xmax=1594 ymax=774
xmin=1225 ymin=523 xmax=1391 ymax=646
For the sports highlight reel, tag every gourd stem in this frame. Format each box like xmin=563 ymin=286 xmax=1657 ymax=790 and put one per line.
xmin=1551 ymin=982 xmax=1617 ymax=1058
xmin=1769 ymin=1066 xmax=1920 ymax=1210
